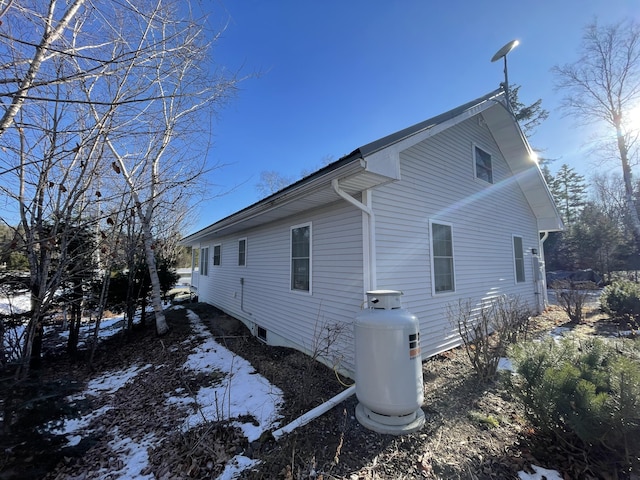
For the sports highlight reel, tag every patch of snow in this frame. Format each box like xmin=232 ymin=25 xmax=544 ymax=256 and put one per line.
xmin=85 ymin=364 xmax=152 ymax=396
xmin=95 ymin=316 xmax=126 ymax=339
xmin=0 ymin=293 xmax=31 ymax=360
xmin=165 ymin=395 xmax=195 ymax=409
xmin=0 ymin=292 xmax=31 ymax=314
xmin=216 ymin=455 xmax=259 ymax=480
xmin=171 ymin=309 xmax=284 ymax=442
xmin=43 ymin=307 xmax=283 ymax=479
xmin=103 ymin=430 xmax=156 ymax=480
xmin=518 ymin=464 xmax=563 ymax=480
xmin=497 ymin=357 xmax=514 ymax=372
xmin=46 ymin=405 xmax=113 ymax=446
xmin=549 ymin=326 xmax=572 ymax=340
xmin=66 ymin=435 xmax=82 ymax=447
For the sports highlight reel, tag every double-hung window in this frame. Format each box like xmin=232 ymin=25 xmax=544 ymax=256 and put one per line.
xmin=213 ymin=244 xmax=221 ymax=266
xmin=513 ymin=236 xmax=525 ymax=283
xmin=431 ymin=222 xmax=455 ymax=294
xmin=200 ymin=247 xmax=209 ymax=276
xmin=192 ymin=248 xmax=200 ymax=273
xmin=238 ymin=238 xmax=246 ymax=266
xmin=474 ymin=146 xmax=493 ymax=183
xmin=291 ymin=223 xmax=311 ymax=292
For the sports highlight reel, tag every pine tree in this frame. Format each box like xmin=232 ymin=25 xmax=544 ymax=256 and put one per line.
xmin=548 ymin=164 xmax=588 ymax=225
xmin=509 ymin=85 xmax=549 ymax=136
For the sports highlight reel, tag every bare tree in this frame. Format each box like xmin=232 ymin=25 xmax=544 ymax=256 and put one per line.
xmin=86 ymin=0 xmax=236 ymax=335
xmin=0 ymin=31 xmax=119 ymax=373
xmin=0 ymin=0 xmax=86 ymax=141
xmin=257 ymin=156 xmax=335 ymax=197
xmin=0 ymin=0 xmax=237 ymax=375
xmin=591 ymin=171 xmax=629 ymax=223
xmin=553 ymin=20 xmax=640 ymax=244
xmin=256 ymin=170 xmax=293 ymax=197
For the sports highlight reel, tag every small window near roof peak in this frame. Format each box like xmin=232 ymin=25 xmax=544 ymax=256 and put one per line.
xmin=474 ymin=146 xmax=493 ymax=184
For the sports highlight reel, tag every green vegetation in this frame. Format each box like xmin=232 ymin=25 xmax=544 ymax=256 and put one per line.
xmin=600 ymin=280 xmax=640 ymax=325
xmin=508 ymin=335 xmax=640 ymax=476
xmin=467 ymin=411 xmax=501 ymax=429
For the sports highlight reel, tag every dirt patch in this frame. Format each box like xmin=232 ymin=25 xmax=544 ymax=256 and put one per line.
xmin=1 ymin=301 xmax=637 ymax=479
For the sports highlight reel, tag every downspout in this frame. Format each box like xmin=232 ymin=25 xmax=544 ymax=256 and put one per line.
xmin=272 ymin=180 xmax=374 ymax=440
xmin=539 ymin=232 xmax=550 ymax=308
xmin=331 ymin=178 xmax=377 ymax=291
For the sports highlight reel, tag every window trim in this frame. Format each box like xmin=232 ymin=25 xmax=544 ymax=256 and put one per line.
xmin=256 ymin=325 xmax=267 ymax=342
xmin=290 ymin=222 xmax=312 ymax=294
xmin=513 ymin=235 xmax=526 ymax=283
xmin=429 ymin=220 xmax=456 ymax=295
xmin=212 ymin=244 xmax=221 ymax=266
xmin=238 ymin=238 xmax=247 ymax=267
xmin=192 ymin=247 xmax=200 ymax=273
xmin=473 ymin=144 xmax=493 ymax=184
xmin=200 ymin=246 xmax=209 ymax=276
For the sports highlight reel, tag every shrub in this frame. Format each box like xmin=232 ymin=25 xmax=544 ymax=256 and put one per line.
xmin=600 ymin=280 xmax=640 ymax=323
xmin=508 ymin=335 xmax=640 ymax=476
xmin=448 ymin=295 xmax=531 ymax=382
xmin=551 ymin=280 xmax=597 ymax=323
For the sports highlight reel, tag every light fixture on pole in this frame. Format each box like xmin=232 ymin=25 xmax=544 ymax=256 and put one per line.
xmin=491 ymin=39 xmax=519 ymax=110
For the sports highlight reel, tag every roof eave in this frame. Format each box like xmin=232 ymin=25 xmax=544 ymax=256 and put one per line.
xmin=481 ymin=101 xmax=564 ymax=233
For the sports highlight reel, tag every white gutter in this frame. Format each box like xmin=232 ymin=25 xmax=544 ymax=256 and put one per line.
xmin=331 ymin=178 xmax=377 ymax=291
xmin=272 ymin=385 xmax=356 ymax=440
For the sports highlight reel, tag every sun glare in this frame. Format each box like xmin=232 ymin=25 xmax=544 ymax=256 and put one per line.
xmin=623 ymin=104 xmax=640 ymax=134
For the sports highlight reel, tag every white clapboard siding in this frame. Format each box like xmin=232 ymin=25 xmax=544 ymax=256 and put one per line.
xmin=372 ymin=114 xmax=541 ymax=359
xmin=192 ymin=111 xmax=549 ymax=374
xmin=196 ymin=199 xmax=364 ymax=372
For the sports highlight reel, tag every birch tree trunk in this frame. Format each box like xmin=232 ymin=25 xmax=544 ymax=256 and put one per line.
xmin=2 ymin=0 xmax=237 ymax=365
xmin=141 ymin=220 xmax=169 ymax=334
xmin=0 ymin=0 xmax=86 ymax=138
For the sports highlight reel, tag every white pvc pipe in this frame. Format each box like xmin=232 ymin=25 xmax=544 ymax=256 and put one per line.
xmin=272 ymin=385 xmax=356 ymax=440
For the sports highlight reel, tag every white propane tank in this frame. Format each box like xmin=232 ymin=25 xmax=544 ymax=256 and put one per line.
xmin=354 ymin=290 xmax=425 ymax=435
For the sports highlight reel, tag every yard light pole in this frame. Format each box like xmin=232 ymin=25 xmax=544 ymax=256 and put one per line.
xmin=491 ymin=39 xmax=519 ymax=112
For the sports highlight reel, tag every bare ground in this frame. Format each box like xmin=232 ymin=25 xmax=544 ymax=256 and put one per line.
xmin=0 ymin=301 xmax=636 ymax=479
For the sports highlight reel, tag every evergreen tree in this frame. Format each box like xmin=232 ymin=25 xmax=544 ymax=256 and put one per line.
xmin=0 ymin=224 xmax=28 ymax=270
xmin=547 ymin=164 xmax=588 ymax=225
xmin=509 ymin=85 xmax=549 ymax=136
xmin=568 ymin=203 xmax=625 ymax=279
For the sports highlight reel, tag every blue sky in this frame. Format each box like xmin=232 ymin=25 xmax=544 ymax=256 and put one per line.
xmin=194 ymin=1 xmax=639 ymax=232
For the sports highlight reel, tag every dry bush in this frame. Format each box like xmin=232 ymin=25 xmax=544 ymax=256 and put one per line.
xmin=551 ymin=280 xmax=598 ymax=324
xmin=448 ymin=295 xmax=531 ymax=382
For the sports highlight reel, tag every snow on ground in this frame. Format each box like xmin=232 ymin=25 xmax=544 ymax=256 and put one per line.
xmin=85 ymin=363 xmax=153 ymax=395
xmin=518 ymin=464 xmax=564 ymax=480
xmin=0 ymin=291 xmax=31 ymax=314
xmin=2 ymin=292 xmax=573 ymax=479
xmin=175 ymin=309 xmax=284 ymax=441
xmin=497 ymin=357 xmax=513 ymax=372
xmin=1 ymin=292 xmax=31 ymax=360
xmin=0 ymin=290 xmax=153 ymax=359
xmin=45 ymin=306 xmax=284 ymax=480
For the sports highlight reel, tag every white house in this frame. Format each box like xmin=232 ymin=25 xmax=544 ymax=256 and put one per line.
xmin=181 ymin=89 xmax=563 ymax=376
